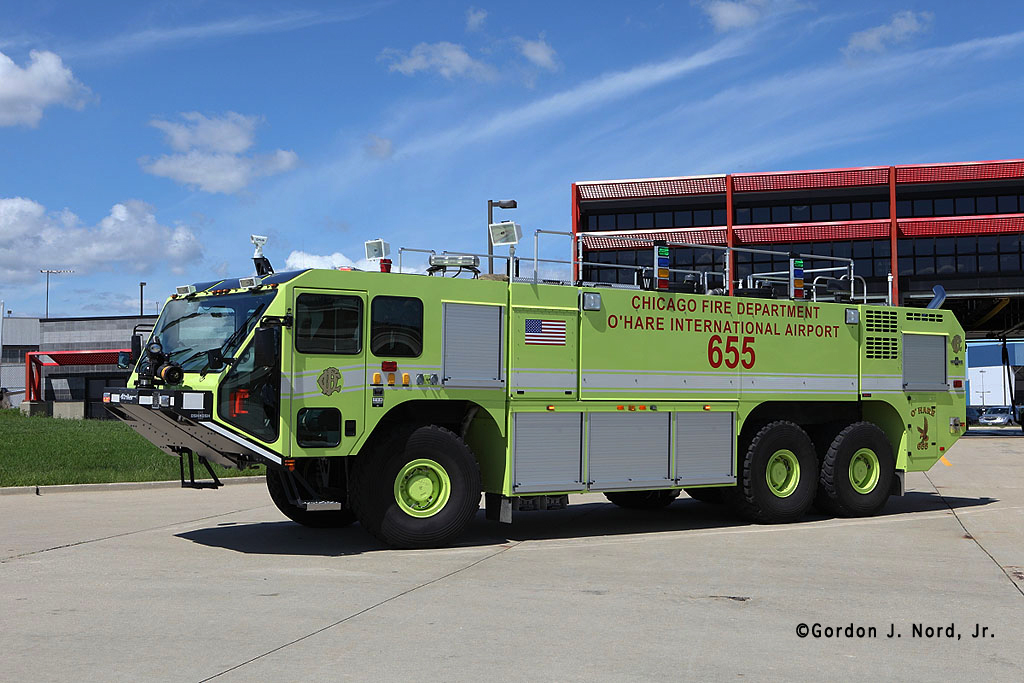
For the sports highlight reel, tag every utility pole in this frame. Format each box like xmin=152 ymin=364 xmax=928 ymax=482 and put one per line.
xmin=139 ymin=282 xmax=147 ymax=316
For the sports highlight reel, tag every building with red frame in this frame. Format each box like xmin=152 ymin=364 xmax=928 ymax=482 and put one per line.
xmin=572 ymin=159 xmax=1024 ymax=337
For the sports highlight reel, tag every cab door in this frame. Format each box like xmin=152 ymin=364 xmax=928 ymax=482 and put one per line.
xmin=284 ymin=288 xmax=367 ymax=458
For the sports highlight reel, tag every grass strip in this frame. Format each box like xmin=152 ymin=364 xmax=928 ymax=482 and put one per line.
xmin=0 ymin=409 xmax=263 ymax=487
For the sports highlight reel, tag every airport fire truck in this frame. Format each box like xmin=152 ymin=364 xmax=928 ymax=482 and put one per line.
xmin=105 ymin=235 xmax=966 ymax=548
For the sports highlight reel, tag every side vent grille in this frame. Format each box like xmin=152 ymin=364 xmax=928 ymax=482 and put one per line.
xmin=865 ymin=336 xmax=899 ymax=360
xmin=865 ymin=310 xmax=897 ymax=333
xmin=906 ymin=312 xmax=942 ymax=323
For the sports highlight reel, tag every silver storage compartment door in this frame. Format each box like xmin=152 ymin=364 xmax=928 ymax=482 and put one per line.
xmin=442 ymin=303 xmax=504 ymax=387
xmin=513 ymin=412 xmax=583 ymax=493
xmin=675 ymin=412 xmax=735 ymax=485
xmin=587 ymin=412 xmax=671 ymax=490
xmin=902 ymin=334 xmax=947 ymax=391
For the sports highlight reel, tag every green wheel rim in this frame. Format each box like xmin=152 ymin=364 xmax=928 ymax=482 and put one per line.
xmin=848 ymin=448 xmax=880 ymax=494
xmin=765 ymin=449 xmax=800 ymax=498
xmin=394 ymin=458 xmax=451 ymax=518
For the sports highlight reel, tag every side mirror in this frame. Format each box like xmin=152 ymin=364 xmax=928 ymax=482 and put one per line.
xmin=117 ymin=351 xmax=132 ymax=369
xmin=131 ymin=334 xmax=142 ymax=362
xmin=252 ymin=326 xmax=277 ymax=370
xmin=206 ymin=348 xmax=225 ymax=372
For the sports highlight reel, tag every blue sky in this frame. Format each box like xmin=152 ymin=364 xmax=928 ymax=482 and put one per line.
xmin=2 ymin=1 xmax=1024 ymax=318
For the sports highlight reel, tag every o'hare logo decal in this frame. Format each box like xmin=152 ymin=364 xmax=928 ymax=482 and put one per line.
xmin=917 ymin=417 xmax=929 ymax=450
xmin=317 ymin=367 xmax=343 ymax=396
xmin=951 ymin=335 xmax=963 ymax=354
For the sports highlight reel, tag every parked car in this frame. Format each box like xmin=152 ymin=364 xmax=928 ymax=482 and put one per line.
xmin=979 ymin=406 xmax=1013 ymax=426
xmin=966 ymin=406 xmax=983 ymax=426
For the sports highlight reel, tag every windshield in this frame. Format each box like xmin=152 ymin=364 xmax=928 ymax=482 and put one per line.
xmin=987 ymin=407 xmax=1010 ymax=415
xmin=143 ymin=291 xmax=277 ymax=373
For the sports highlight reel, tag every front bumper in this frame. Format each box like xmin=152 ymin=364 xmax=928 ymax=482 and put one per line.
xmin=103 ymin=387 xmax=282 ymax=469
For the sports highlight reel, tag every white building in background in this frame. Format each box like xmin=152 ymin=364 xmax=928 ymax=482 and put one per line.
xmin=968 ymin=366 xmax=1012 ymax=407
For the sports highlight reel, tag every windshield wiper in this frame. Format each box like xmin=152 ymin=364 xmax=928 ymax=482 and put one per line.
xmin=196 ymin=305 xmax=268 ymax=377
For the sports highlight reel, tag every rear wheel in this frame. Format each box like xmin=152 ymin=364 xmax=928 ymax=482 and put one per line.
xmin=266 ymin=467 xmax=357 ymax=528
xmin=352 ymin=425 xmax=481 ymax=548
xmin=605 ymin=489 xmax=680 ymax=509
xmin=817 ymin=422 xmax=894 ymax=517
xmin=730 ymin=421 xmax=817 ymax=523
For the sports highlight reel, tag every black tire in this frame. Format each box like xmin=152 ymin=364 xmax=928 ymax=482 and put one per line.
xmin=730 ymin=421 xmax=817 ymax=523
xmin=266 ymin=467 xmax=357 ymax=528
xmin=351 ymin=425 xmax=481 ymax=549
xmin=817 ymin=422 xmax=895 ymax=517
xmin=605 ymin=489 xmax=681 ymax=509
xmin=683 ymin=487 xmax=725 ymax=504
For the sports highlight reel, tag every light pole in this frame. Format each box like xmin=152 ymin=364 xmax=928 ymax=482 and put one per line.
xmin=487 ymin=199 xmax=517 ymax=274
xmin=139 ymin=282 xmax=147 ymax=316
xmin=40 ymin=269 xmax=73 ymax=319
xmin=978 ymin=369 xmax=987 ymax=409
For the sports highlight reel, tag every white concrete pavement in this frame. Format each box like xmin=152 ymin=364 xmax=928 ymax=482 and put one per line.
xmin=1 ymin=435 xmax=1022 ymax=681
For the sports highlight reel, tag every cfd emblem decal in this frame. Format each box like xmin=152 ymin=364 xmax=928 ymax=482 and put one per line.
xmin=317 ymin=367 xmax=343 ymax=396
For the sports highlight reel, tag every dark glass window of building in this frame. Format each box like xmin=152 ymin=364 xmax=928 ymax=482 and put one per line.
xmin=712 ymin=208 xmax=726 ymax=225
xmin=832 ymin=203 xmax=851 ymax=220
xmin=598 ymin=214 xmax=615 ymax=230
xmin=636 ymin=213 xmax=654 ymax=229
xmin=735 ymin=208 xmax=751 ymax=225
xmin=655 ymin=212 xmax=673 ymax=228
xmin=935 ymin=237 xmax=955 ymax=255
xmin=933 ymin=198 xmax=954 ymax=216
xmin=694 ymin=209 xmax=712 ymax=227
xmin=955 ymin=197 xmax=975 ymax=215
xmin=811 ymin=204 xmax=830 ymax=221
xmin=977 ymin=196 xmax=997 ymax=214
xmin=791 ymin=205 xmax=810 ymax=222
xmin=752 ymin=207 xmax=770 ymax=224
xmin=771 ymin=206 xmax=790 ymax=223
xmin=872 ymin=201 xmax=889 ymax=219
xmin=851 ymin=202 xmax=871 ymax=220
xmin=617 ymin=213 xmax=635 ymax=229
xmin=913 ymin=199 xmax=933 ymax=217
xmin=998 ymin=195 xmax=1018 ymax=213
xmin=896 ymin=200 xmax=912 ymax=218
xmin=675 ymin=210 xmax=693 ymax=227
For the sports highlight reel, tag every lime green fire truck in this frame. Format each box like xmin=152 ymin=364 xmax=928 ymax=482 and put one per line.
xmin=105 ymin=239 xmax=966 ymax=548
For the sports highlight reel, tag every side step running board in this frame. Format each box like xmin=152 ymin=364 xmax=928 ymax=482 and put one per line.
xmin=180 ymin=451 xmax=223 ymax=489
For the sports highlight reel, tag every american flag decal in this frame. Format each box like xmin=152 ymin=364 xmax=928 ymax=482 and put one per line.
xmin=525 ymin=319 xmax=566 ymax=345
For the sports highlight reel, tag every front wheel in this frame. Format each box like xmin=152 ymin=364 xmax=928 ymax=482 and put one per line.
xmin=817 ymin=422 xmax=894 ymax=517
xmin=266 ymin=467 xmax=357 ymax=528
xmin=730 ymin=421 xmax=817 ymax=523
xmin=352 ymin=425 xmax=481 ymax=549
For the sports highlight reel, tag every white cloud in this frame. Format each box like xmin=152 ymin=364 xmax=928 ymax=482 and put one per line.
xmin=67 ymin=10 xmax=376 ymax=60
xmin=141 ymin=112 xmax=298 ymax=193
xmin=699 ymin=1 xmax=766 ymax=32
xmin=365 ymin=134 xmax=394 ymax=159
xmin=399 ymin=35 xmax=748 ymax=156
xmin=844 ymin=11 xmax=934 ymax=56
xmin=466 ymin=7 xmax=487 ymax=32
xmin=150 ymin=111 xmax=257 ymax=154
xmin=0 ymin=49 xmax=91 ymax=126
xmin=518 ymin=35 xmax=558 ymax=71
xmin=285 ymin=250 xmax=424 ymax=274
xmin=0 ymin=197 xmax=202 ymax=283
xmin=381 ymin=42 xmax=497 ymax=81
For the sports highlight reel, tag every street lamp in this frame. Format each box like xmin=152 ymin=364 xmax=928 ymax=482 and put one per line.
xmin=487 ymin=199 xmax=517 ymax=274
xmin=978 ymin=369 xmax=987 ymax=409
xmin=139 ymin=282 xmax=147 ymax=316
xmin=40 ymin=269 xmax=73 ymax=319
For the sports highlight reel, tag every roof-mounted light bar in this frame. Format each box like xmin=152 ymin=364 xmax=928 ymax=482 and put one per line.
xmin=429 ymin=254 xmax=480 ymax=268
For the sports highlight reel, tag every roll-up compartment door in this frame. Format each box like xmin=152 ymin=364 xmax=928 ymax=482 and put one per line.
xmin=675 ymin=412 xmax=735 ymax=485
xmin=587 ymin=412 xmax=671 ymax=490
xmin=902 ymin=334 xmax=947 ymax=391
xmin=442 ymin=303 xmax=504 ymax=388
xmin=513 ymin=412 xmax=583 ymax=493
